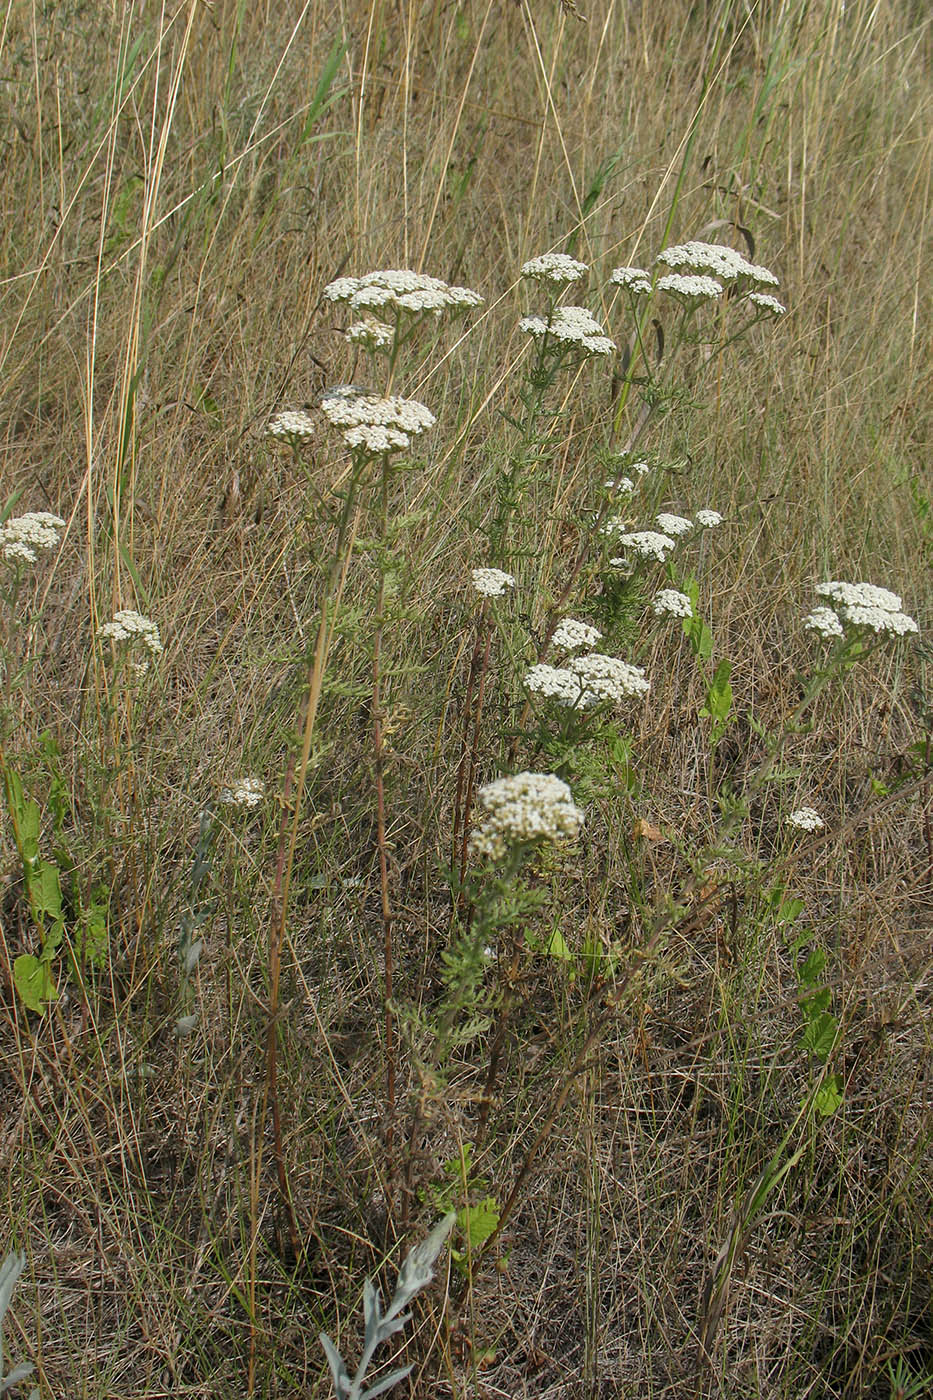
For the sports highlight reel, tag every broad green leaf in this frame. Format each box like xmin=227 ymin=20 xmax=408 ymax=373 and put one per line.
xmin=13 ymin=955 xmax=58 ymax=1014
xmin=813 ymin=1074 xmax=844 ymax=1118
xmin=800 ymin=1011 xmax=837 ymax=1061
xmin=457 ymin=1197 xmax=500 ymax=1253
xmin=798 ymin=947 xmax=827 ymax=988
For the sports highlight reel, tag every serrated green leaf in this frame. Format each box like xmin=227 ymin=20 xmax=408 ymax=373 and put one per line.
xmin=813 ymin=1074 xmax=844 ymax=1118
xmin=458 ymin=1197 xmax=500 ymax=1252
xmin=800 ymin=1010 xmax=837 ymax=1061
xmin=798 ymin=947 xmax=826 ymax=988
xmin=13 ymin=955 xmax=58 ymax=1014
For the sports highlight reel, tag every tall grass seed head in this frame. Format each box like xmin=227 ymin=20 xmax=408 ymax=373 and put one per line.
xmin=520 ymin=252 xmax=588 ymax=284
xmin=551 ymin=616 xmax=603 ymax=650
xmin=98 ymin=609 xmax=163 ymax=656
xmin=1 ymin=510 xmax=66 ymax=564
xmin=469 ymin=771 xmax=585 ymax=860
xmin=471 ymin=567 xmax=515 ymax=597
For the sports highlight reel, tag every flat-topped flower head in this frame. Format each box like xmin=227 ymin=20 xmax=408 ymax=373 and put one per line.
xmin=604 ymin=477 xmax=635 ymax=495
xmin=520 ymin=305 xmax=615 ymax=355
xmin=551 ymin=616 xmax=603 ymax=651
xmin=521 ymin=253 xmax=588 ymax=285
xmin=747 ymin=292 xmax=786 ymax=317
xmin=695 ymin=509 xmax=723 ymax=528
xmin=786 ymin=807 xmax=824 ymax=832
xmin=657 ymin=273 xmax=723 ymax=303
xmin=609 ymin=265 xmax=652 ymax=294
xmin=220 ymin=777 xmax=265 ymax=809
xmin=524 ymin=663 xmax=596 ymax=709
xmin=1 ymin=511 xmax=66 ymax=565
xmin=267 ymin=409 xmax=316 ymax=442
xmin=656 ymin=241 xmax=778 ymax=287
xmin=319 ymin=388 xmax=435 ymax=455
xmin=345 ymin=318 xmax=395 ymax=351
xmin=631 ymin=460 xmax=650 ymax=476
xmin=813 ymin=580 xmax=918 ymax=637
xmin=323 ymin=269 xmax=482 ymax=318
xmin=471 ymin=567 xmax=515 ymax=598
xmin=98 ymin=609 xmax=163 ymax=656
xmin=804 ymin=606 xmax=845 ymax=640
xmin=652 ymin=589 xmax=693 ymax=619
xmin=606 ymin=529 xmax=677 ymax=562
xmin=656 ymin=513 xmax=693 ymax=537
xmin=567 ymin=652 xmax=650 ymax=704
xmin=469 ymin=771 xmax=585 ymax=861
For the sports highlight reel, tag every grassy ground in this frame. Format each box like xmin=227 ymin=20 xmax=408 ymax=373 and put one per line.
xmin=0 ymin=0 xmax=931 ymax=1396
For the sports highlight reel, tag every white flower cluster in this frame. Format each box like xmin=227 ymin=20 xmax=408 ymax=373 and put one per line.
xmin=567 ymin=652 xmax=650 ymax=703
xmin=468 ymin=771 xmax=584 ymax=861
xmin=524 ymin=663 xmax=594 ymax=709
xmin=812 ymin=581 xmax=918 ymax=637
xmin=1 ymin=511 xmax=65 ymax=565
xmin=604 ymin=476 xmax=634 ymax=494
xmin=652 ymin=589 xmax=693 ymax=619
xmin=656 ymin=512 xmax=693 ymax=537
xmin=747 ymin=292 xmax=786 ymax=317
xmin=323 ymin=269 xmax=483 ymax=317
xmin=98 ymin=609 xmax=163 ymax=656
xmin=606 ymin=528 xmax=677 ymax=562
xmin=551 ymin=616 xmax=603 ymax=651
xmin=471 ymin=567 xmax=515 ymax=597
xmin=629 ymin=460 xmax=650 ymax=476
xmin=803 ymin=606 xmax=845 ymax=640
xmin=344 ymin=318 xmax=395 ymax=351
xmin=609 ymin=265 xmax=652 ymax=294
xmin=220 ymin=777 xmax=265 ymax=809
xmin=695 ymin=509 xmax=723 ymax=528
xmin=319 ymin=387 xmax=436 ymax=454
xmin=656 ymin=241 xmax=779 ymax=287
xmin=267 ymin=409 xmax=316 ymax=441
xmin=786 ymin=807 xmax=824 ymax=832
xmin=520 ymin=253 xmax=588 ymax=285
xmin=657 ymin=273 xmax=723 ymax=302
xmin=519 ymin=306 xmax=616 ymax=355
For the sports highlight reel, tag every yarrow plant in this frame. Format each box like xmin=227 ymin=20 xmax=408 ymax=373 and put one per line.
xmin=0 ymin=511 xmax=65 ymax=566
xmin=652 ymin=588 xmax=694 ymax=619
xmin=550 ymin=616 xmax=603 ymax=651
xmin=471 ymin=567 xmax=515 ymax=598
xmin=786 ymin=807 xmax=824 ymax=832
xmin=219 ymin=777 xmax=264 ymax=808
xmin=267 ymin=409 xmax=316 ymax=443
xmin=520 ymin=252 xmax=588 ymax=285
xmin=519 ymin=305 xmax=615 ymax=356
xmin=468 ymin=771 xmax=585 ymax=862
xmin=98 ymin=609 xmax=163 ymax=657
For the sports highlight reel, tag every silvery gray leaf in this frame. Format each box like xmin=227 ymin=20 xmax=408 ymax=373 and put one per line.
xmin=395 ymin=1212 xmax=455 ymax=1300
xmin=359 ymin=1364 xmax=414 ymax=1400
xmin=0 ymin=1254 xmax=25 ymax=1322
xmin=319 ymin=1331 xmax=351 ymax=1399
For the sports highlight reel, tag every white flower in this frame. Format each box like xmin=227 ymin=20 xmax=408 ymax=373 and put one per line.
xmin=609 ymin=265 xmax=652 ymax=294
xmin=652 ymin=589 xmax=693 ymax=619
xmin=656 ymin=241 xmax=779 ymax=287
xmin=813 ymin=580 xmax=918 ymax=637
xmin=520 ymin=305 xmax=615 ymax=355
xmin=567 ymin=652 xmax=649 ymax=703
xmin=804 ymin=607 xmax=845 ymax=640
xmin=323 ymin=269 xmax=482 ymax=317
xmin=471 ymin=567 xmax=515 ymax=598
xmin=98 ymin=609 xmax=163 ymax=656
xmin=318 ymin=388 xmax=435 ymax=454
xmin=520 ymin=253 xmax=588 ymax=284
xmin=630 ymin=460 xmax=650 ymax=476
xmin=786 ymin=807 xmax=824 ymax=832
xmin=524 ymin=663 xmax=596 ymax=709
xmin=695 ymin=509 xmax=723 ymax=528
xmin=345 ymin=318 xmax=395 ymax=351
xmin=267 ymin=409 xmax=316 ymax=441
xmin=469 ymin=771 xmax=584 ymax=860
xmin=220 ymin=777 xmax=265 ymax=809
xmin=657 ymin=273 xmax=723 ymax=302
xmin=656 ymin=513 xmax=693 ymax=537
xmin=0 ymin=511 xmax=66 ymax=564
xmin=551 ymin=616 xmax=603 ymax=651
xmin=747 ymin=292 xmax=786 ymax=316
xmin=604 ymin=477 xmax=634 ymax=494
xmin=607 ymin=529 xmax=677 ymax=562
